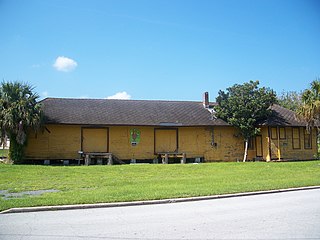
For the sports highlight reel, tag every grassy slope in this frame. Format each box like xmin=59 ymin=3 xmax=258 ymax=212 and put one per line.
xmin=0 ymin=161 xmax=320 ymax=211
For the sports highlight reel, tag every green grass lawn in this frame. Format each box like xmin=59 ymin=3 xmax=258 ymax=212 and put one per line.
xmin=0 ymin=161 xmax=320 ymax=211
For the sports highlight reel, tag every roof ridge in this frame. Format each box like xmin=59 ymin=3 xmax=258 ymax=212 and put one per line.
xmin=41 ymin=97 xmax=204 ymax=103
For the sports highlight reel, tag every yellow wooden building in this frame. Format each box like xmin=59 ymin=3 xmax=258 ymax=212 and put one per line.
xmin=25 ymin=94 xmax=317 ymax=164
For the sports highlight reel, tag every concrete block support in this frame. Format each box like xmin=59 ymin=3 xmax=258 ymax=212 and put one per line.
xmin=162 ymin=154 xmax=168 ymax=164
xmin=181 ymin=153 xmax=186 ymax=164
xmin=85 ymin=155 xmax=90 ymax=166
xmin=107 ymin=155 xmax=113 ymax=165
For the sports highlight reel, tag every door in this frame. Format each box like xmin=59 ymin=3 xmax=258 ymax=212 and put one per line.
xmin=256 ymin=135 xmax=263 ymax=157
xmin=82 ymin=128 xmax=108 ymax=152
xmin=154 ymin=129 xmax=178 ymax=153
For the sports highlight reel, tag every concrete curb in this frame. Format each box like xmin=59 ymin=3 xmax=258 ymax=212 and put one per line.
xmin=1 ymin=185 xmax=320 ymax=214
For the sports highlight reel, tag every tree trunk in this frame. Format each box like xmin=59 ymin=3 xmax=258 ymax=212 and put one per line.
xmin=243 ymin=139 xmax=248 ymax=162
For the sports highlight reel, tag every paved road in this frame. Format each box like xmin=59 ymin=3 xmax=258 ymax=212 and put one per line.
xmin=0 ymin=189 xmax=319 ymax=240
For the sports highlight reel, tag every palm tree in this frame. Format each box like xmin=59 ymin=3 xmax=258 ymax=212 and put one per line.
xmin=0 ymin=81 xmax=42 ymax=163
xmin=297 ymin=79 xmax=320 ymax=132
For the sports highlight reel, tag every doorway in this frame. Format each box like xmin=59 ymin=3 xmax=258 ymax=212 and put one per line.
xmin=154 ymin=128 xmax=178 ymax=153
xmin=256 ymin=135 xmax=263 ymax=157
xmin=81 ymin=127 xmax=109 ymax=152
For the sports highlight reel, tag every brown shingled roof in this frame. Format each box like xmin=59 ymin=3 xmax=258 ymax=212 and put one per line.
xmin=41 ymin=98 xmax=227 ymax=126
xmin=41 ymin=98 xmax=306 ymax=127
xmin=259 ymin=104 xmax=307 ymax=127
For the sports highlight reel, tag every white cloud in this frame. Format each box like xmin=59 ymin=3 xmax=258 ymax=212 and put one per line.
xmin=53 ymin=56 xmax=77 ymax=72
xmin=106 ymin=91 xmax=131 ymax=100
xmin=42 ymin=91 xmax=49 ymax=98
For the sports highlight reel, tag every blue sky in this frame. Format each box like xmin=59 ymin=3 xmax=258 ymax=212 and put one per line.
xmin=0 ymin=0 xmax=319 ymax=101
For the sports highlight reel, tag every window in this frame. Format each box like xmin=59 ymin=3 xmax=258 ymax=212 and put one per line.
xmin=304 ymin=130 xmax=312 ymax=149
xmin=279 ymin=127 xmax=286 ymax=139
xmin=271 ymin=127 xmax=278 ymax=139
xmin=271 ymin=127 xmax=286 ymax=139
xmin=292 ymin=127 xmax=300 ymax=149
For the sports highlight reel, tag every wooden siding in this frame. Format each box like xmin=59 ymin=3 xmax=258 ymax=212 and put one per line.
xmin=26 ymin=129 xmax=49 ymax=159
xmin=109 ymin=126 xmax=154 ymax=160
xmin=267 ymin=127 xmax=317 ymax=160
xmin=26 ymin=125 xmax=81 ymax=159
xmin=203 ymin=127 xmax=244 ymax=161
xmin=25 ymin=125 xmax=317 ymax=162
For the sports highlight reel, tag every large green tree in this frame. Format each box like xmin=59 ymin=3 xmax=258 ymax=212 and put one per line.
xmin=214 ymin=80 xmax=276 ymax=162
xmin=297 ymin=79 xmax=320 ymax=132
xmin=0 ymin=81 xmax=42 ymax=163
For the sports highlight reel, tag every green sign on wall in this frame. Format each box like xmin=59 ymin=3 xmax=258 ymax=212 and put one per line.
xmin=130 ymin=129 xmax=141 ymax=146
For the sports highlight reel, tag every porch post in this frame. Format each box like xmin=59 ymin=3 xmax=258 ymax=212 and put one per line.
xmin=266 ymin=127 xmax=271 ymax=162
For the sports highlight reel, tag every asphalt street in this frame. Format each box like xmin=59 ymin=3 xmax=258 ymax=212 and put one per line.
xmin=0 ymin=189 xmax=319 ymax=240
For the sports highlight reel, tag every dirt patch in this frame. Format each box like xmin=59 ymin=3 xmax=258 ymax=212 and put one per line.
xmin=0 ymin=189 xmax=60 ymax=200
